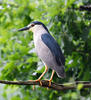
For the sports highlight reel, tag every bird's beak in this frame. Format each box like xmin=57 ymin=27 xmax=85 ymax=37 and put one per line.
xmin=18 ymin=26 xmax=31 ymax=31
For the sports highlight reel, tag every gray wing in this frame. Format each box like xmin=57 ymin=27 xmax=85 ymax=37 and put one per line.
xmin=41 ymin=33 xmax=65 ymax=66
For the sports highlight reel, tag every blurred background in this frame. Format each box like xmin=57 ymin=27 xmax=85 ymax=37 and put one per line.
xmin=0 ymin=0 xmax=91 ymax=100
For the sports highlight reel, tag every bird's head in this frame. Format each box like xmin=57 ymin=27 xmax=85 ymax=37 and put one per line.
xmin=18 ymin=21 xmax=49 ymax=33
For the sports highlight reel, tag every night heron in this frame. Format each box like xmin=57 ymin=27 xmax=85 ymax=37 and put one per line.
xmin=18 ymin=21 xmax=66 ymax=86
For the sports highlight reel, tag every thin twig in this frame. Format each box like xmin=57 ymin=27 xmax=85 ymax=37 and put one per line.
xmin=0 ymin=80 xmax=91 ymax=91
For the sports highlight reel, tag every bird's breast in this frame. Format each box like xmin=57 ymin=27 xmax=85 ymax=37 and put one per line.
xmin=33 ymin=34 xmax=56 ymax=67
xmin=34 ymin=34 xmax=49 ymax=57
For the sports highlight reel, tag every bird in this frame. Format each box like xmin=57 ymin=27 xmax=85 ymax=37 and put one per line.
xmin=18 ymin=21 xmax=66 ymax=86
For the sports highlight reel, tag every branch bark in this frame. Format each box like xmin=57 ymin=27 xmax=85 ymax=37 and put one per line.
xmin=0 ymin=80 xmax=91 ymax=91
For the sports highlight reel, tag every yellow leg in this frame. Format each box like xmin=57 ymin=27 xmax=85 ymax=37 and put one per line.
xmin=28 ymin=64 xmax=48 ymax=86
xmin=47 ymin=70 xmax=55 ymax=86
xmin=37 ymin=64 xmax=48 ymax=81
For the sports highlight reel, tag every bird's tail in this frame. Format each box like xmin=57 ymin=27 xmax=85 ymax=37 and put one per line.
xmin=55 ymin=65 xmax=66 ymax=78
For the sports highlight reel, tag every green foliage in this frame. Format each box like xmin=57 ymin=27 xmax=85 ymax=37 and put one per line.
xmin=0 ymin=0 xmax=91 ymax=99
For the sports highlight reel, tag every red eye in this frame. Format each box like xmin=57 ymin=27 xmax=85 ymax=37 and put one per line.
xmin=31 ymin=24 xmax=35 ymax=27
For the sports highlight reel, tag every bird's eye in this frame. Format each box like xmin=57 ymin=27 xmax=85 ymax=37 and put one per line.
xmin=31 ymin=24 xmax=35 ymax=27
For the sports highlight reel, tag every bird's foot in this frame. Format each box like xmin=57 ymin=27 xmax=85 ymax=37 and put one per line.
xmin=28 ymin=79 xmax=42 ymax=90
xmin=28 ymin=79 xmax=42 ymax=86
xmin=48 ymin=80 xmax=52 ymax=86
xmin=45 ymin=79 xmax=52 ymax=87
xmin=45 ymin=70 xmax=54 ymax=87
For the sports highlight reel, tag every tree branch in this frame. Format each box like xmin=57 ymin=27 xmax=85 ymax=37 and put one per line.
xmin=0 ymin=80 xmax=91 ymax=91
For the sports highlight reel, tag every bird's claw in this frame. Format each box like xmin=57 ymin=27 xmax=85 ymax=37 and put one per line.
xmin=28 ymin=79 xmax=42 ymax=87
xmin=45 ymin=79 xmax=52 ymax=87
xmin=35 ymin=79 xmax=42 ymax=86
xmin=28 ymin=79 xmax=42 ymax=90
xmin=49 ymin=81 xmax=52 ymax=86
